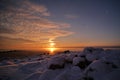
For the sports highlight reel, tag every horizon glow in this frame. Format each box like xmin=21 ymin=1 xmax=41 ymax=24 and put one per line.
xmin=0 ymin=0 xmax=120 ymax=51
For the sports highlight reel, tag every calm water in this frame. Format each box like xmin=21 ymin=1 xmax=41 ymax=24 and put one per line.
xmin=58 ymin=48 xmax=120 ymax=51
xmin=44 ymin=47 xmax=120 ymax=54
xmin=0 ymin=47 xmax=120 ymax=54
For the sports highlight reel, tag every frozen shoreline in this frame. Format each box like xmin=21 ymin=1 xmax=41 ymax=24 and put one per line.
xmin=0 ymin=47 xmax=120 ymax=80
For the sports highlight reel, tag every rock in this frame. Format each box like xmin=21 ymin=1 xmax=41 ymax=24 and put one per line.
xmin=63 ymin=50 xmax=70 ymax=54
xmin=102 ymin=69 xmax=120 ymax=80
xmin=65 ymin=53 xmax=76 ymax=63
xmin=48 ymin=56 xmax=65 ymax=70
xmin=73 ymin=57 xmax=85 ymax=66
xmin=86 ymin=54 xmax=98 ymax=62
xmin=84 ymin=60 xmax=113 ymax=80
xmin=83 ymin=47 xmax=104 ymax=54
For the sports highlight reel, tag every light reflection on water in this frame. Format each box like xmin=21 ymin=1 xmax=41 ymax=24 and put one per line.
xmin=46 ymin=47 xmax=120 ymax=54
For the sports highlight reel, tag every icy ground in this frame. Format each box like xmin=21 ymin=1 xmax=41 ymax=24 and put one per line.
xmin=0 ymin=47 xmax=120 ymax=80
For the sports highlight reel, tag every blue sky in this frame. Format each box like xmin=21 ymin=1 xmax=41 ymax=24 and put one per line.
xmin=0 ymin=0 xmax=120 ymax=50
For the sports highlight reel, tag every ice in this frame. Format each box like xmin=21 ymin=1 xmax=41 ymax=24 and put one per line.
xmin=65 ymin=53 xmax=76 ymax=63
xmin=73 ymin=57 xmax=85 ymax=66
xmin=0 ymin=47 xmax=120 ymax=80
xmin=83 ymin=59 xmax=118 ymax=80
xmin=102 ymin=69 xmax=120 ymax=80
xmin=48 ymin=55 xmax=65 ymax=70
xmin=39 ymin=69 xmax=64 ymax=80
xmin=25 ymin=72 xmax=42 ymax=80
xmin=19 ymin=62 xmax=41 ymax=74
xmin=86 ymin=53 xmax=98 ymax=61
xmin=54 ymin=66 xmax=82 ymax=80
xmin=83 ymin=47 xmax=104 ymax=54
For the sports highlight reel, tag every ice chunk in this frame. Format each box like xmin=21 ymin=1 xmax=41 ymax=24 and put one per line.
xmin=102 ymin=69 xmax=120 ymax=80
xmin=48 ymin=56 xmax=65 ymax=70
xmin=84 ymin=60 xmax=113 ymax=80
xmin=73 ymin=57 xmax=85 ymax=65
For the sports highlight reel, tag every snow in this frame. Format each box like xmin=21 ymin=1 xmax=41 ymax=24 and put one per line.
xmin=86 ymin=53 xmax=98 ymax=61
xmin=0 ymin=60 xmax=15 ymax=66
xmin=0 ymin=47 xmax=120 ymax=80
xmin=48 ymin=55 xmax=65 ymax=70
xmin=73 ymin=57 xmax=85 ymax=65
xmin=102 ymin=69 xmax=120 ymax=80
xmin=83 ymin=47 xmax=104 ymax=54
xmin=19 ymin=62 xmax=41 ymax=74
xmin=65 ymin=53 xmax=76 ymax=63
xmin=54 ymin=66 xmax=82 ymax=80
xmin=25 ymin=72 xmax=42 ymax=80
xmin=83 ymin=60 xmax=113 ymax=80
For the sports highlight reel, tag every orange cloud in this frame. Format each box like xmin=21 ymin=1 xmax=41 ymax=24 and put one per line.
xmin=0 ymin=0 xmax=74 ymax=49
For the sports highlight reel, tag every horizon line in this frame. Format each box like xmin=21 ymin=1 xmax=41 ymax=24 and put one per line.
xmin=0 ymin=45 xmax=120 ymax=51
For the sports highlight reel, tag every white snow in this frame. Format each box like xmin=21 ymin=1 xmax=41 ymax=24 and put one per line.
xmin=102 ymin=69 xmax=120 ymax=80
xmin=0 ymin=47 xmax=120 ymax=80
xmin=86 ymin=53 xmax=98 ymax=61
xmin=73 ymin=57 xmax=85 ymax=65
xmin=65 ymin=53 xmax=76 ymax=63
xmin=48 ymin=55 xmax=65 ymax=69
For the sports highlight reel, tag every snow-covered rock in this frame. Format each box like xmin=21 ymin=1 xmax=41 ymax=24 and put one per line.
xmin=54 ymin=66 xmax=82 ymax=80
xmin=25 ymin=72 xmax=42 ymax=80
xmin=86 ymin=54 xmax=98 ymax=61
xmin=0 ymin=47 xmax=119 ymax=80
xmin=83 ymin=47 xmax=95 ymax=53
xmin=39 ymin=69 xmax=63 ymax=80
xmin=83 ymin=60 xmax=114 ymax=80
xmin=73 ymin=55 xmax=91 ymax=69
xmin=100 ymin=50 xmax=120 ymax=68
xmin=65 ymin=53 xmax=76 ymax=63
xmin=83 ymin=47 xmax=104 ymax=54
xmin=48 ymin=56 xmax=65 ymax=70
xmin=73 ymin=57 xmax=85 ymax=66
xmin=102 ymin=69 xmax=120 ymax=80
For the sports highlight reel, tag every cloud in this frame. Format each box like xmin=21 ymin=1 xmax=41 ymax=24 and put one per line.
xmin=0 ymin=36 xmax=35 ymax=43
xmin=0 ymin=0 xmax=73 ymax=47
xmin=0 ymin=0 xmax=50 ymax=16
xmin=0 ymin=27 xmax=16 ymax=34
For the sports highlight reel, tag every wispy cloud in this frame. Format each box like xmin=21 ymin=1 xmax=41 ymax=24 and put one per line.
xmin=0 ymin=36 xmax=35 ymax=43
xmin=0 ymin=26 xmax=16 ymax=34
xmin=0 ymin=0 xmax=73 ymax=48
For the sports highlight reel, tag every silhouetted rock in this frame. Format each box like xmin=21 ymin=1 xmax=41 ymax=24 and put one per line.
xmin=63 ymin=50 xmax=70 ymax=54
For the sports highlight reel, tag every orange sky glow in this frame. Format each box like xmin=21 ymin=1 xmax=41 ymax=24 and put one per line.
xmin=0 ymin=0 xmax=120 ymax=52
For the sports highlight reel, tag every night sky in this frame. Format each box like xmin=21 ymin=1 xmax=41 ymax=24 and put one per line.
xmin=0 ymin=0 xmax=120 ymax=50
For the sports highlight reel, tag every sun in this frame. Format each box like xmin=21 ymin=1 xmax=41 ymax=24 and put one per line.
xmin=47 ymin=39 xmax=57 ymax=55
xmin=49 ymin=47 xmax=56 ymax=53
xmin=47 ymin=47 xmax=57 ymax=55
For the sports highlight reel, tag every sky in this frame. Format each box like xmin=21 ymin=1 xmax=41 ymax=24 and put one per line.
xmin=0 ymin=0 xmax=120 ymax=50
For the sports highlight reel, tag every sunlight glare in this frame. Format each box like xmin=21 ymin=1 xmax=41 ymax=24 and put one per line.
xmin=50 ymin=43 xmax=55 ymax=46
xmin=47 ymin=47 xmax=57 ymax=55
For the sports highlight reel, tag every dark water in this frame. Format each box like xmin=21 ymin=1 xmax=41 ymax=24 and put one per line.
xmin=55 ymin=47 xmax=120 ymax=52
xmin=0 ymin=47 xmax=120 ymax=61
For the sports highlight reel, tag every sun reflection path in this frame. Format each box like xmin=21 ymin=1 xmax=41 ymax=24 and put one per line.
xmin=48 ymin=39 xmax=57 ymax=55
xmin=48 ymin=47 xmax=57 ymax=55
